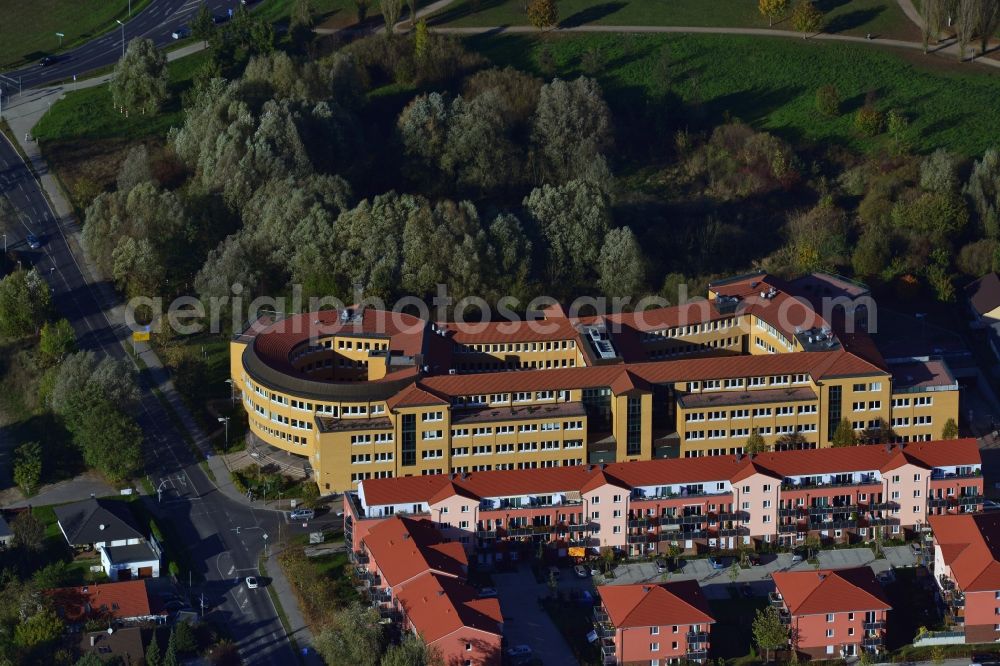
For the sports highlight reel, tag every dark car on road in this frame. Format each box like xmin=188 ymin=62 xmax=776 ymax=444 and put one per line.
xmin=39 ymin=56 xmax=57 ymax=67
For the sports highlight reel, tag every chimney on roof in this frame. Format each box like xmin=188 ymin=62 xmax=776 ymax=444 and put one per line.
xmin=884 ymin=443 xmax=891 ymax=453
xmin=587 ymin=464 xmax=593 ymax=472
xmin=818 ymin=573 xmax=826 ymax=580
xmin=735 ymin=452 xmax=743 ymax=462
xmin=461 ymin=472 xmax=468 ymax=480
xmin=642 ymin=586 xmax=651 ymax=593
xmin=601 ymin=463 xmax=607 ymax=470
xmin=403 ymin=533 xmax=410 ymax=540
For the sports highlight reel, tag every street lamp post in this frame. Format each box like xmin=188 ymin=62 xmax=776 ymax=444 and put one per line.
xmin=116 ymin=20 xmax=125 ymax=58
xmin=217 ymin=416 xmax=230 ymax=446
xmin=225 ymin=378 xmax=235 ymax=405
xmin=2 ymin=234 xmax=6 ymax=252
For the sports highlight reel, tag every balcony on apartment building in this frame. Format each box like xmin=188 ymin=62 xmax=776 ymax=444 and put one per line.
xmin=781 ymin=474 xmax=881 ymax=492
xmin=369 ymin=588 xmax=393 ymax=605
xmin=715 ymin=510 xmax=750 ymax=522
xmin=928 ymin=492 xmax=985 ymax=508
xmin=658 ymin=529 xmax=706 ymax=541
xmin=687 ymin=648 xmax=709 ymax=662
xmin=861 ymin=635 xmax=884 ymax=649
xmin=632 ymin=487 xmax=733 ymax=502
xmin=768 ymin=592 xmax=785 ymax=608
xmin=687 ymin=631 xmax=710 ymax=644
xmin=930 ymin=468 xmax=982 ymax=481
xmin=480 ymin=495 xmax=584 ymax=513
xmin=352 ymin=550 xmax=370 ymax=565
xmin=356 ymin=567 xmax=381 ymax=587
xmin=863 ymin=620 xmax=885 ymax=632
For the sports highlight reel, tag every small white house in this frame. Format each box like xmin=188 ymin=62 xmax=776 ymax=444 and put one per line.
xmin=54 ymin=499 xmax=159 ymax=580
xmin=101 ymin=542 xmax=161 ymax=581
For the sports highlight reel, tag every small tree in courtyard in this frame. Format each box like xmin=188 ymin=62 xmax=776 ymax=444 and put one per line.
xmin=831 ymin=419 xmax=857 ymax=447
xmin=752 ymin=606 xmax=789 ymax=663
xmin=942 ymin=417 xmax=959 ymax=439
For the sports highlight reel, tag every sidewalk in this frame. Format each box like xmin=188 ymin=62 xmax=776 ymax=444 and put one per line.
xmin=267 ymin=546 xmax=324 ymax=665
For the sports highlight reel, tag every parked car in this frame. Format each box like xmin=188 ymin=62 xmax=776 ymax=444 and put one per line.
xmin=25 ymin=234 xmax=41 ymax=249
xmin=171 ymin=26 xmax=190 ymax=39
xmin=983 ymin=499 xmax=1000 ymax=512
xmin=969 ymin=654 xmax=1000 ymax=666
xmin=573 ymin=564 xmax=589 ymax=578
xmin=39 ymin=56 xmax=57 ymax=67
xmin=589 ymin=566 xmax=601 ymax=576
xmin=245 ymin=576 xmax=259 ymax=589
xmin=746 ymin=553 xmax=762 ymax=566
xmin=289 ymin=508 xmax=315 ymax=521
xmin=709 ymin=557 xmax=724 ymax=570
xmin=655 ymin=559 xmax=668 ymax=573
xmin=477 ymin=587 xmax=497 ymax=599
xmin=791 ymin=552 xmax=804 ymax=564
xmin=548 ymin=565 xmax=560 ymax=579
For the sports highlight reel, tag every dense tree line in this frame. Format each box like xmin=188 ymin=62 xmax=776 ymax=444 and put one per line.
xmin=79 ymin=26 xmax=1000 ymax=327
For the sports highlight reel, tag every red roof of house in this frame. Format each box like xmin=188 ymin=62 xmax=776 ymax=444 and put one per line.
xmin=385 ymin=384 xmax=449 ymax=410
xmin=772 ymin=567 xmax=890 ymax=616
xmin=598 ymin=580 xmax=714 ymax=628
xmin=48 ymin=580 xmax=162 ymax=623
xmin=362 ymin=516 xmax=468 ymax=587
xmin=441 ymin=317 xmax=583 ymax=344
xmin=358 ymin=440 xmax=980 ymax=507
xmin=416 ymin=348 xmax=885 ymax=398
xmin=929 ymin=513 xmax=1000 ymax=592
xmin=394 ymin=572 xmax=503 ymax=644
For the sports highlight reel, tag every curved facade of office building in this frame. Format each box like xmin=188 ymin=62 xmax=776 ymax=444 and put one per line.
xmin=230 ymin=273 xmax=962 ymax=493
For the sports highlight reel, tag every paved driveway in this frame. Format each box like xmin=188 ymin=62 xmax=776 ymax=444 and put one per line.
xmin=817 ymin=547 xmax=875 ymax=569
xmin=493 ymin=567 xmax=577 ymax=665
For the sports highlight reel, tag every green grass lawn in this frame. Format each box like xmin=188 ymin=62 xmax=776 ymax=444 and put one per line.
xmin=33 ymin=49 xmax=210 ymax=144
xmin=432 ymin=0 xmax=915 ymax=39
xmin=258 ymin=0 xmax=430 ymax=30
xmin=471 ymin=32 xmax=1000 ymax=156
xmin=0 ymin=0 xmax=152 ymax=71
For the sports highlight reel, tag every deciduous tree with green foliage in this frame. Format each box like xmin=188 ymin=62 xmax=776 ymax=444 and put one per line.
xmin=745 ymin=431 xmax=767 ymax=454
xmin=791 ymin=0 xmax=823 ymax=36
xmin=531 ymin=76 xmax=612 ymax=186
xmin=759 ymin=0 xmax=790 ymax=26
xmin=598 ymin=227 xmax=646 ymax=300
xmin=11 ymin=511 xmax=44 ymax=551
xmin=752 ymin=606 xmax=788 ymax=662
xmin=191 ymin=4 xmax=215 ymax=45
xmin=146 ymin=632 xmax=162 ymax=666
xmin=942 ymin=418 xmax=959 ymax=439
xmin=527 ymin=0 xmax=558 ymax=29
xmin=831 ymin=419 xmax=858 ymax=447
xmin=13 ymin=441 xmax=42 ymax=496
xmin=314 ymin=602 xmax=384 ymax=666
xmin=110 ymin=38 xmax=169 ymax=116
xmin=39 ymin=318 xmax=76 ymax=365
xmin=381 ymin=634 xmax=443 ymax=666
xmin=74 ymin=400 xmax=143 ymax=483
xmin=380 ymin=0 xmax=403 ymax=34
xmin=0 ymin=268 xmax=51 ymax=338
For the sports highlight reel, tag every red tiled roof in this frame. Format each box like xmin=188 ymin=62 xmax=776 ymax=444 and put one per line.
xmin=418 ymin=349 xmax=886 ymax=398
xmin=363 ymin=516 xmax=467 ymax=587
xmin=929 ymin=513 xmax=1000 ymax=592
xmin=249 ymin=308 xmax=427 ymax=376
xmin=386 ymin=384 xmax=449 ymax=410
xmin=441 ymin=318 xmax=583 ymax=344
xmin=358 ymin=440 xmax=980 ymax=506
xmin=772 ymin=567 xmax=890 ymax=616
xmin=394 ymin=572 xmax=503 ymax=644
xmin=48 ymin=580 xmax=161 ymax=623
xmin=598 ymin=580 xmax=714 ymax=628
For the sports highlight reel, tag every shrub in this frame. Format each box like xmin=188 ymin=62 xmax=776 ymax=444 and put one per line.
xmin=527 ymin=0 xmax=558 ymax=28
xmin=169 ymin=561 xmax=181 ymax=577
xmin=855 ymin=105 xmax=884 ymax=137
xmin=815 ymin=84 xmax=840 ymax=116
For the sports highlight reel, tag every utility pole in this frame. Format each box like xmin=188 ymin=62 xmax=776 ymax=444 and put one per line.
xmin=199 ymin=593 xmax=206 ymax=618
xmin=217 ymin=416 xmax=230 ymax=446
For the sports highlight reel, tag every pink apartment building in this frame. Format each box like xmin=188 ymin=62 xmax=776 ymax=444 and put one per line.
xmin=595 ymin=580 xmax=714 ymax=665
xmin=771 ymin=567 xmax=890 ymax=660
xmin=928 ymin=512 xmax=1000 ymax=644
xmin=344 ymin=439 xmax=982 ymax=562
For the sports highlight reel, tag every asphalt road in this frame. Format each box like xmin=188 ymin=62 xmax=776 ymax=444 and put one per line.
xmin=0 ymin=2 xmax=303 ymax=662
xmin=0 ymin=0 xmax=245 ymax=92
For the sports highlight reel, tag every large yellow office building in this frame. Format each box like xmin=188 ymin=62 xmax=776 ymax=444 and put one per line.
xmin=230 ymin=273 xmax=961 ymax=493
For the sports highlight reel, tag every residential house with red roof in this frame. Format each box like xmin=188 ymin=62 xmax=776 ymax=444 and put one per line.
xmin=928 ymin=512 xmax=1000 ymax=643
xmin=594 ymin=580 xmax=714 ymax=665
xmin=344 ymin=440 xmax=982 ymax=561
xmin=48 ymin=580 xmax=166 ymax=627
xmin=771 ymin=567 xmax=890 ymax=660
xmin=354 ymin=516 xmax=502 ymax=664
